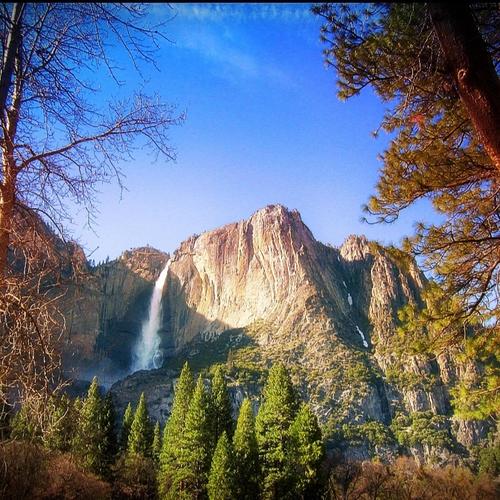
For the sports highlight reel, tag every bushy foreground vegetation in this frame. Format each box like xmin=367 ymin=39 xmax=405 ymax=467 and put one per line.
xmin=2 ymin=362 xmax=498 ymax=499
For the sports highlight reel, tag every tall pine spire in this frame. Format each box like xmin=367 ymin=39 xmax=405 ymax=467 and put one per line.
xmin=73 ymin=377 xmax=114 ymax=477
xmin=233 ymin=398 xmax=260 ymax=499
xmin=210 ymin=365 xmax=233 ymax=443
xmin=208 ymin=431 xmax=236 ymax=500
xmin=120 ymin=402 xmax=134 ymax=451
xmin=255 ymin=363 xmax=298 ymax=498
xmin=158 ymin=361 xmax=195 ymax=498
xmin=171 ymin=375 xmax=213 ymax=499
xmin=152 ymin=421 xmax=162 ymax=463
xmin=289 ymin=403 xmax=324 ymax=498
xmin=128 ymin=392 xmax=152 ymax=457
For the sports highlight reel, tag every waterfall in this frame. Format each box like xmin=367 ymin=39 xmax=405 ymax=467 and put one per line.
xmin=131 ymin=259 xmax=170 ymax=372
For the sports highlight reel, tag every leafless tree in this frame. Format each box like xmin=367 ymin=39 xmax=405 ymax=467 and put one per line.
xmin=326 ymin=460 xmax=364 ymax=500
xmin=0 ymin=3 xmax=182 ymax=426
xmin=0 ymin=2 xmax=183 ymax=275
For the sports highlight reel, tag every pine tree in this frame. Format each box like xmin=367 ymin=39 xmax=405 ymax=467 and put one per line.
xmin=158 ymin=361 xmax=195 ymax=498
xmin=10 ymin=404 xmax=37 ymax=441
xmin=289 ymin=403 xmax=324 ymax=499
xmin=128 ymin=392 xmax=152 ymax=457
xmin=255 ymin=363 xmax=299 ymax=499
xmin=210 ymin=365 xmax=233 ymax=443
xmin=45 ymin=394 xmax=75 ymax=452
xmin=73 ymin=396 xmax=83 ymax=416
xmin=207 ymin=431 xmax=236 ymax=500
xmin=120 ymin=402 xmax=134 ymax=451
xmin=102 ymin=392 xmax=118 ymax=463
xmin=152 ymin=421 xmax=162 ymax=463
xmin=233 ymin=398 xmax=260 ymax=500
xmin=73 ymin=377 xmax=113 ymax=477
xmin=172 ymin=375 xmax=213 ymax=499
xmin=312 ymin=3 xmax=499 ymax=418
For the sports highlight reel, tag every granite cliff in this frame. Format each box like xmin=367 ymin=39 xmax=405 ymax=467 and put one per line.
xmin=59 ymin=205 xmax=490 ymax=463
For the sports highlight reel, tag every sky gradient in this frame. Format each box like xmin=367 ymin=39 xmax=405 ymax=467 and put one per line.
xmin=71 ymin=3 xmax=439 ymax=263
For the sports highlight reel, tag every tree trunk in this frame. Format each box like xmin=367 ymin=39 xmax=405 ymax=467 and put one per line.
xmin=0 ymin=166 xmax=15 ymax=277
xmin=0 ymin=4 xmax=23 ymax=278
xmin=0 ymin=4 xmax=24 ymax=114
xmin=429 ymin=3 xmax=500 ymax=173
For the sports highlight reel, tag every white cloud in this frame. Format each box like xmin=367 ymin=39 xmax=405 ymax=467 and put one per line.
xmin=174 ymin=24 xmax=296 ymax=88
xmin=171 ymin=3 xmax=313 ymax=23
xmin=146 ymin=3 xmax=314 ymax=88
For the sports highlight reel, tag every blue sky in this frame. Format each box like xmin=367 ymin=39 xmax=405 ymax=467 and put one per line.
xmin=71 ymin=3 xmax=438 ymax=262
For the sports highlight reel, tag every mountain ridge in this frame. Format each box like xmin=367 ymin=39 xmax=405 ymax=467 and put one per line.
xmin=55 ymin=204 xmax=490 ymax=464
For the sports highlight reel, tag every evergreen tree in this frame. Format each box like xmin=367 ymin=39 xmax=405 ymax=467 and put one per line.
xmin=45 ymin=394 xmax=75 ymax=452
xmin=73 ymin=377 xmax=113 ymax=477
xmin=312 ymin=4 xmax=499 ymax=418
xmin=255 ymin=363 xmax=299 ymax=499
xmin=128 ymin=392 xmax=153 ymax=457
xmin=233 ymin=398 xmax=260 ymax=500
xmin=10 ymin=404 xmax=37 ymax=441
xmin=312 ymin=3 xmax=499 ymax=324
xmin=152 ymin=421 xmax=162 ymax=463
xmin=210 ymin=365 xmax=233 ymax=443
xmin=120 ymin=402 xmax=134 ymax=451
xmin=158 ymin=361 xmax=195 ymax=498
xmin=172 ymin=376 xmax=213 ymax=499
xmin=73 ymin=396 xmax=83 ymax=416
xmin=207 ymin=431 xmax=236 ymax=500
xmin=289 ymin=403 xmax=324 ymax=499
xmin=102 ymin=392 xmax=118 ymax=462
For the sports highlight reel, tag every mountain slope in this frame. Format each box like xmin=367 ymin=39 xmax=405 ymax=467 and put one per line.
xmin=62 ymin=205 xmax=490 ymax=463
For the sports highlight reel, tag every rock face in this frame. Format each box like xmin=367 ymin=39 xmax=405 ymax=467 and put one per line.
xmin=62 ymin=247 xmax=169 ymax=384
xmin=63 ymin=205 xmax=488 ymax=462
xmin=161 ymin=206 xmax=421 ymax=352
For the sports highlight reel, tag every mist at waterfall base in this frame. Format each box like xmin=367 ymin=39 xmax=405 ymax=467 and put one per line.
xmin=131 ymin=260 xmax=171 ymax=372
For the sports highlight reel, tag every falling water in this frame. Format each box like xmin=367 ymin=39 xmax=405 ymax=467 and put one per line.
xmin=131 ymin=259 xmax=170 ymax=372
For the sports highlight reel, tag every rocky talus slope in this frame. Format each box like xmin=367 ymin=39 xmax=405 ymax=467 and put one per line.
xmin=62 ymin=205 xmax=490 ymax=463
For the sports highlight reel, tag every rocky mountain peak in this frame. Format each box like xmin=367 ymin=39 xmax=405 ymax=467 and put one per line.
xmin=58 ymin=205 xmax=490 ymax=465
xmin=340 ymin=234 xmax=371 ymax=261
xmin=59 ymin=205 xmax=491 ymax=464
xmin=248 ymin=204 xmax=315 ymax=251
xmin=119 ymin=246 xmax=169 ymax=282
xmin=249 ymin=203 xmax=301 ymax=226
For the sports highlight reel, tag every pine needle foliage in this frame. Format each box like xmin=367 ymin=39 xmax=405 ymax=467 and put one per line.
xmin=233 ymin=398 xmax=260 ymax=500
xmin=158 ymin=362 xmax=195 ymax=498
xmin=256 ymin=363 xmax=299 ymax=499
xmin=207 ymin=431 xmax=236 ymax=500
xmin=128 ymin=392 xmax=152 ymax=458
xmin=312 ymin=2 xmax=498 ymax=328
xmin=120 ymin=402 xmax=134 ymax=452
xmin=152 ymin=421 xmax=162 ymax=463
xmin=72 ymin=377 xmax=116 ymax=477
xmin=289 ymin=403 xmax=325 ymax=499
xmin=45 ymin=394 xmax=77 ymax=452
xmin=313 ymin=1 xmax=500 ymax=419
xmin=210 ymin=365 xmax=234 ymax=444
xmin=171 ymin=375 xmax=214 ymax=499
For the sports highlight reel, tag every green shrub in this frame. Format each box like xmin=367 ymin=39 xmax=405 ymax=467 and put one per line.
xmin=478 ymin=444 xmax=500 ymax=476
xmin=391 ymin=411 xmax=453 ymax=449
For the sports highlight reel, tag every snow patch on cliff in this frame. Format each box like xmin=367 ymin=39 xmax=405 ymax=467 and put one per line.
xmin=355 ymin=325 xmax=368 ymax=348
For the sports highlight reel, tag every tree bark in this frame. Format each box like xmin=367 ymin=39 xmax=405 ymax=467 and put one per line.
xmin=0 ymin=4 xmax=24 ymax=115
xmin=0 ymin=4 xmax=23 ymax=277
xmin=0 ymin=165 xmax=15 ymax=277
xmin=429 ymin=3 xmax=500 ymax=173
